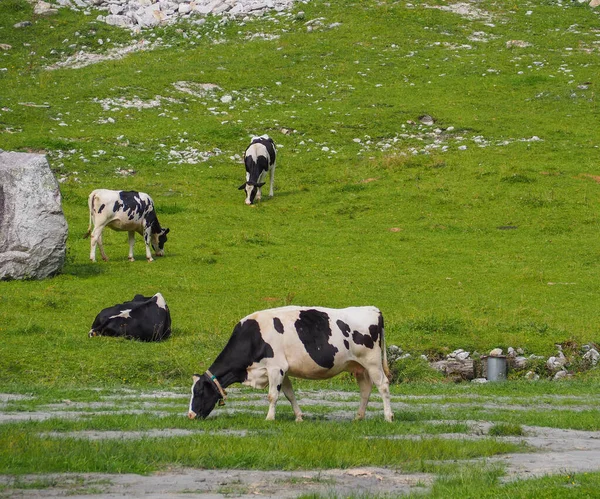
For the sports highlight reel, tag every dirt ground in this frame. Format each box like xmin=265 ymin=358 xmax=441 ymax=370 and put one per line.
xmin=2 ymin=390 xmax=600 ymax=498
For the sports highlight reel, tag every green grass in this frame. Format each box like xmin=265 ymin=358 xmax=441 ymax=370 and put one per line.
xmin=0 ymin=418 xmax=518 ymax=474
xmin=2 ymin=0 xmax=600 ymax=385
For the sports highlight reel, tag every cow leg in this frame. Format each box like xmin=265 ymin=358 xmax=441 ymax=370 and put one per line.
xmin=89 ymin=226 xmax=99 ymax=262
xmin=281 ymin=375 xmax=303 ymax=422
xmin=128 ymin=231 xmax=136 ymax=262
xmin=265 ymin=368 xmax=285 ymax=421
xmin=366 ymin=367 xmax=394 ymax=422
xmin=143 ymin=228 xmax=154 ymax=262
xmin=98 ymin=232 xmax=109 ymax=261
xmin=90 ymin=226 xmax=108 ymax=262
xmin=355 ymin=370 xmax=373 ymax=420
xmin=269 ymin=163 xmax=275 ymax=197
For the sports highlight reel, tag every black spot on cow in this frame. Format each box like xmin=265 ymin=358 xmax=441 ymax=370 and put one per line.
xmin=189 ymin=319 xmax=275 ymax=420
xmin=336 ymin=320 xmax=351 ymax=338
xmin=280 ymin=369 xmax=284 ymax=376
xmin=277 ymin=384 xmax=281 ymax=392
xmin=369 ymin=312 xmax=384 ymax=344
xmin=113 ymin=201 xmax=122 ymax=212
xmin=352 ymin=329 xmax=374 ymax=349
xmin=211 ymin=319 xmax=275 ymax=385
xmin=273 ymin=317 xmax=284 ymax=334
xmin=294 ymin=309 xmax=338 ymax=369
xmin=344 ymin=339 xmax=349 ymax=350
xmin=253 ymin=136 xmax=276 ymax=162
xmin=119 ymin=190 xmax=149 ymax=219
xmin=98 ymin=203 xmax=105 ymax=214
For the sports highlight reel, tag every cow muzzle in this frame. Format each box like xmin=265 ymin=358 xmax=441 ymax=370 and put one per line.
xmin=188 ymin=411 xmax=197 ymax=420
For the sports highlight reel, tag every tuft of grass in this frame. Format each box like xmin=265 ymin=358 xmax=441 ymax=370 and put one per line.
xmin=488 ymin=423 xmax=525 ymax=437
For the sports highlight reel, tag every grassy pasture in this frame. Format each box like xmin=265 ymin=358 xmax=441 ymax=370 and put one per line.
xmin=2 ymin=0 xmax=600 ymax=494
xmin=1 ymin=0 xmax=600 ymax=386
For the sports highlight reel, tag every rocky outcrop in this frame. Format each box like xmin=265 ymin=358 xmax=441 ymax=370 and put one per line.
xmin=0 ymin=152 xmax=68 ymax=280
xmin=38 ymin=0 xmax=307 ymax=30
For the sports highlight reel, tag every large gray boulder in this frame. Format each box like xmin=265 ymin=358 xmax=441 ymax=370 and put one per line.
xmin=0 ymin=152 xmax=68 ymax=280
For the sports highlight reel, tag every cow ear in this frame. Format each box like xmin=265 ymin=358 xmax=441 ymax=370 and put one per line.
xmin=257 ymin=182 xmax=266 ymax=188
xmin=238 ymin=183 xmax=247 ymax=190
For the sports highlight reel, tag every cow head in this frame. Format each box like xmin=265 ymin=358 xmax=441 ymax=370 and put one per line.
xmin=151 ymin=228 xmax=170 ymax=256
xmin=238 ymin=182 xmax=265 ymax=205
xmin=188 ymin=373 xmax=223 ymax=420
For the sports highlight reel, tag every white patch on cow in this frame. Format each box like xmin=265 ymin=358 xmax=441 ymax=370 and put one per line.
xmin=243 ymin=363 xmax=269 ymax=389
xmin=109 ymin=309 xmax=132 ymax=320
xmin=154 ymin=293 xmax=167 ymax=310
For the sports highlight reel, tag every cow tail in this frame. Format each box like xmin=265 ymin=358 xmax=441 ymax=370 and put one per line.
xmin=84 ymin=192 xmax=95 ymax=238
xmin=382 ymin=328 xmax=391 ymax=380
xmin=380 ymin=312 xmax=391 ymax=379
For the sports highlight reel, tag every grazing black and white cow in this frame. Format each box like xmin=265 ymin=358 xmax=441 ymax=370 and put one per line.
xmin=238 ymin=135 xmax=276 ymax=205
xmin=89 ymin=293 xmax=172 ymax=341
xmin=188 ymin=306 xmax=393 ymax=422
xmin=85 ymin=189 xmax=169 ymax=262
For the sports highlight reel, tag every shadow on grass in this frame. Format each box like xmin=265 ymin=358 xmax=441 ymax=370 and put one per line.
xmin=63 ymin=264 xmax=105 ymax=278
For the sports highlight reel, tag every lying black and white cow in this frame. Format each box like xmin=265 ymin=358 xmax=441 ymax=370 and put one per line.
xmin=188 ymin=306 xmax=393 ymax=422
xmin=238 ymin=135 xmax=276 ymax=205
xmin=89 ymin=293 xmax=172 ymax=341
xmin=85 ymin=189 xmax=169 ymax=262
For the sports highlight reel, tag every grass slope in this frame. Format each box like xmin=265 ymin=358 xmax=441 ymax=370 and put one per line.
xmin=1 ymin=0 xmax=600 ymax=390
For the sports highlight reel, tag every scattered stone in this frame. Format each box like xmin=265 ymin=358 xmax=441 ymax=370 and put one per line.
xmin=13 ymin=21 xmax=32 ymax=28
xmin=591 ymin=0 xmax=600 ymax=7
xmin=546 ymin=354 xmax=566 ymax=371
xmin=489 ymin=348 xmax=503 ymax=357
xmin=0 ymin=152 xmax=68 ymax=280
xmin=583 ymin=348 xmax=599 ymax=366
xmin=431 ymin=359 xmax=475 ymax=381
xmin=46 ymin=39 xmax=161 ymax=70
xmin=387 ymin=345 xmax=403 ymax=363
xmin=553 ymin=370 xmax=570 ymax=381
xmin=511 ymin=356 xmax=528 ymax=370
xmin=0 ymin=44 xmax=12 ymax=51
xmin=506 ymin=40 xmax=532 ymax=48
xmin=525 ymin=371 xmax=540 ymax=381
xmin=34 ymin=0 xmax=59 ymax=14
xmin=471 ymin=377 xmax=488 ymax=384
xmin=220 ymin=94 xmax=233 ymax=104
xmin=419 ymin=114 xmax=434 ymax=126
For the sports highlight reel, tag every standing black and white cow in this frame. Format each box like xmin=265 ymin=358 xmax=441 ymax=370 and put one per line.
xmin=238 ymin=135 xmax=276 ymax=205
xmin=188 ymin=306 xmax=393 ymax=422
xmin=89 ymin=293 xmax=172 ymax=341
xmin=85 ymin=189 xmax=169 ymax=262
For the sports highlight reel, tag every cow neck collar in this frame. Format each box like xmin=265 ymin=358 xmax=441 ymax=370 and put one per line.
xmin=205 ymin=369 xmax=227 ymax=404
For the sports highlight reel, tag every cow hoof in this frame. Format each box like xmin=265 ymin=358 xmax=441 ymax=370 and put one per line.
xmin=295 ymin=415 xmax=303 ymax=422
xmin=128 ymin=257 xmax=135 ymax=262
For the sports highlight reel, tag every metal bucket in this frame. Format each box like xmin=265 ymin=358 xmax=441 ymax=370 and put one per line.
xmin=486 ymin=356 xmax=508 ymax=381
